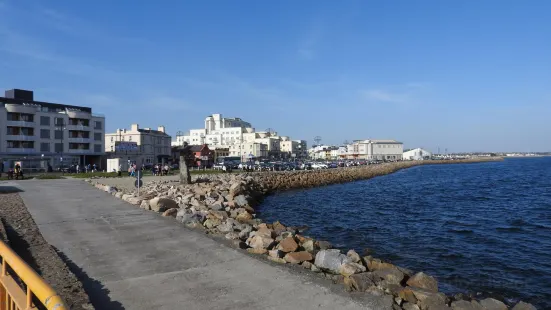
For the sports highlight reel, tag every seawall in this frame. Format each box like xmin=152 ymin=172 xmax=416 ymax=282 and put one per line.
xmin=87 ymin=156 xmax=537 ymax=310
xmin=255 ymin=158 xmax=503 ymax=193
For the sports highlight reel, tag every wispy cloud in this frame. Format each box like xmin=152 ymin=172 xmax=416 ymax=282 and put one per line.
xmin=360 ymin=89 xmax=409 ymax=104
xmin=296 ymin=18 xmax=324 ymax=60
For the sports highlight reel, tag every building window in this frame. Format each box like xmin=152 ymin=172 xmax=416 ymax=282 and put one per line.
xmin=40 ymin=116 xmax=50 ymax=126
xmin=94 ymin=144 xmax=102 ymax=153
xmin=54 ymin=130 xmax=63 ymax=139
xmin=129 ymin=136 xmax=132 ymax=141
xmin=94 ymin=121 xmax=102 ymax=130
xmin=55 ymin=143 xmax=63 ymax=152
xmin=40 ymin=129 xmax=50 ymax=139
xmin=94 ymin=133 xmax=102 ymax=141
xmin=55 ymin=117 xmax=64 ymax=126
xmin=40 ymin=143 xmax=50 ymax=152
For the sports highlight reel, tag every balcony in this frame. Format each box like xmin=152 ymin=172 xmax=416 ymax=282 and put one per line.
xmin=66 ymin=124 xmax=90 ymax=131
xmin=68 ymin=137 xmax=92 ymax=143
xmin=6 ymin=148 xmax=36 ymax=154
xmin=5 ymin=135 xmax=35 ymax=141
xmin=67 ymin=149 xmax=92 ymax=154
xmin=7 ymin=120 xmax=35 ymax=127
xmin=67 ymin=111 xmax=91 ymax=119
xmin=5 ymin=104 xmax=37 ymax=114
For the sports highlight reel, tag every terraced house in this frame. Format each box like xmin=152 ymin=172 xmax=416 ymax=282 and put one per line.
xmin=0 ymin=89 xmax=105 ymax=172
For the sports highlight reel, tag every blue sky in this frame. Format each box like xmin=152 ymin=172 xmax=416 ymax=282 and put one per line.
xmin=1 ymin=0 xmax=550 ymax=152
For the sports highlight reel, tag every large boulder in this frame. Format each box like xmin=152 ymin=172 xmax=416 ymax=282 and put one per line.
xmin=277 ymin=237 xmax=299 ymax=253
xmin=339 ymin=262 xmax=367 ymax=277
xmin=478 ymin=298 xmax=507 ymax=310
xmin=149 ymin=197 xmax=178 ymax=212
xmin=236 ymin=212 xmax=253 ymax=223
xmin=343 ymin=272 xmax=376 ymax=292
xmin=409 ymin=287 xmax=447 ymax=310
xmin=407 ymin=272 xmax=438 ymax=292
xmin=373 ymin=267 xmax=405 ymax=285
xmin=511 ymin=302 xmax=537 ymax=310
xmin=284 ymin=251 xmax=313 ymax=264
xmin=314 ymin=249 xmax=352 ymax=274
xmin=451 ymin=300 xmax=483 ymax=310
xmin=247 ymin=235 xmax=274 ymax=249
xmin=347 ymin=249 xmax=361 ymax=263
xmin=233 ymin=195 xmax=252 ymax=208
xmin=217 ymin=220 xmax=234 ymax=233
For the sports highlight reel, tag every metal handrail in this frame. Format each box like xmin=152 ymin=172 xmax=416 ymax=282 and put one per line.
xmin=0 ymin=239 xmax=67 ymax=310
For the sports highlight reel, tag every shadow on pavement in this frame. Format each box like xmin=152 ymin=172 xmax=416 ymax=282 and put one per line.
xmin=0 ymin=186 xmax=24 ymax=193
xmin=53 ymin=246 xmax=125 ymax=310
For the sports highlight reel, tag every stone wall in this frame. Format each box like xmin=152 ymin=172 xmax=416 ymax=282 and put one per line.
xmin=256 ymin=158 xmax=503 ymax=193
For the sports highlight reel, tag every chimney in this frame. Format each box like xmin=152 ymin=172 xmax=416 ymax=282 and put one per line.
xmin=131 ymin=124 xmax=139 ymax=131
xmin=158 ymin=125 xmax=165 ymax=133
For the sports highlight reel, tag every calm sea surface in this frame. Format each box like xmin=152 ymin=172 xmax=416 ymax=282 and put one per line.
xmin=257 ymin=157 xmax=551 ymax=308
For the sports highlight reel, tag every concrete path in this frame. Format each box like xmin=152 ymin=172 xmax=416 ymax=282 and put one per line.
xmin=7 ymin=179 xmax=391 ymax=310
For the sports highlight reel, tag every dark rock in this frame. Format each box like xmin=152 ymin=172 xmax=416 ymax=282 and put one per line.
xmin=161 ymin=208 xmax=178 ymax=217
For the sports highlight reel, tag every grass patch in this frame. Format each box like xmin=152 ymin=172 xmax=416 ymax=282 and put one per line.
xmin=34 ymin=174 xmax=66 ymax=179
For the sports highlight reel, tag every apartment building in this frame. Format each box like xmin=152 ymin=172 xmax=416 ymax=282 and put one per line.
xmin=177 ymin=114 xmax=254 ymax=146
xmin=105 ymin=124 xmax=171 ymax=166
xmin=0 ymin=89 xmax=105 ymax=171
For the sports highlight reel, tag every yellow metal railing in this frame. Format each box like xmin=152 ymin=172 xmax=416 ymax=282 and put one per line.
xmin=0 ymin=240 xmax=67 ymax=310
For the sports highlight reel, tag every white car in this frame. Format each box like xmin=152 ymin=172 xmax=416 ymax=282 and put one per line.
xmin=311 ymin=163 xmax=328 ymax=169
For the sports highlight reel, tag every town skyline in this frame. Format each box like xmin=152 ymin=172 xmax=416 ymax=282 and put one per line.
xmin=1 ymin=1 xmax=550 ymax=152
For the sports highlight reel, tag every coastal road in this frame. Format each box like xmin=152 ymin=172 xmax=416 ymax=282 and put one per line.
xmin=10 ymin=179 xmax=391 ymax=310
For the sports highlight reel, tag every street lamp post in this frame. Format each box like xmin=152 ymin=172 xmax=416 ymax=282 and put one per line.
xmin=56 ymin=119 xmax=66 ymax=175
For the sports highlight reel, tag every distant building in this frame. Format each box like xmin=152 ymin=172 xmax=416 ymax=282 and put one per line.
xmin=347 ymin=139 xmax=403 ymax=160
xmin=403 ymin=148 xmax=432 ymax=160
xmin=0 ymin=88 xmax=105 ymax=172
xmin=105 ymin=124 xmax=171 ymax=166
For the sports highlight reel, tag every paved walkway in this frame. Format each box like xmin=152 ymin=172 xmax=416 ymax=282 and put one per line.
xmin=6 ymin=179 xmax=391 ymax=310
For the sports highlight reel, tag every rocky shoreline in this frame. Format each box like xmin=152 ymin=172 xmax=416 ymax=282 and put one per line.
xmin=87 ymin=158 xmax=537 ymax=310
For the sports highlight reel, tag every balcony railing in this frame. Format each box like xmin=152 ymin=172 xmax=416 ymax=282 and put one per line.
xmin=67 ymin=137 xmax=92 ymax=143
xmin=67 ymin=149 xmax=92 ymax=154
xmin=66 ymin=124 xmax=89 ymax=131
xmin=6 ymin=148 xmax=36 ymax=154
xmin=5 ymin=135 xmax=35 ymax=141
xmin=6 ymin=121 xmax=35 ymax=127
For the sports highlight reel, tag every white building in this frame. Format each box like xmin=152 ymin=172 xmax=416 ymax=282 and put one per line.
xmin=176 ymin=113 xmax=307 ymax=160
xmin=346 ymin=139 xmax=403 ymax=160
xmin=229 ymin=142 xmax=267 ymax=161
xmin=0 ymin=89 xmax=105 ymax=171
xmin=177 ymin=114 xmax=254 ymax=147
xmin=403 ymin=148 xmax=432 ymax=160
xmin=105 ymin=124 xmax=171 ymax=165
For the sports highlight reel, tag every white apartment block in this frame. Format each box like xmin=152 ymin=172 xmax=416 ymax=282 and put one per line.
xmin=347 ymin=139 xmax=403 ymax=160
xmin=176 ymin=113 xmax=308 ymax=160
xmin=177 ymin=114 xmax=254 ymax=146
xmin=0 ymin=89 xmax=105 ymax=171
xmin=105 ymin=124 xmax=171 ymax=165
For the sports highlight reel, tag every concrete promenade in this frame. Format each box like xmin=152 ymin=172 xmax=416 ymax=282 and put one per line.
xmin=9 ymin=179 xmax=391 ymax=310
